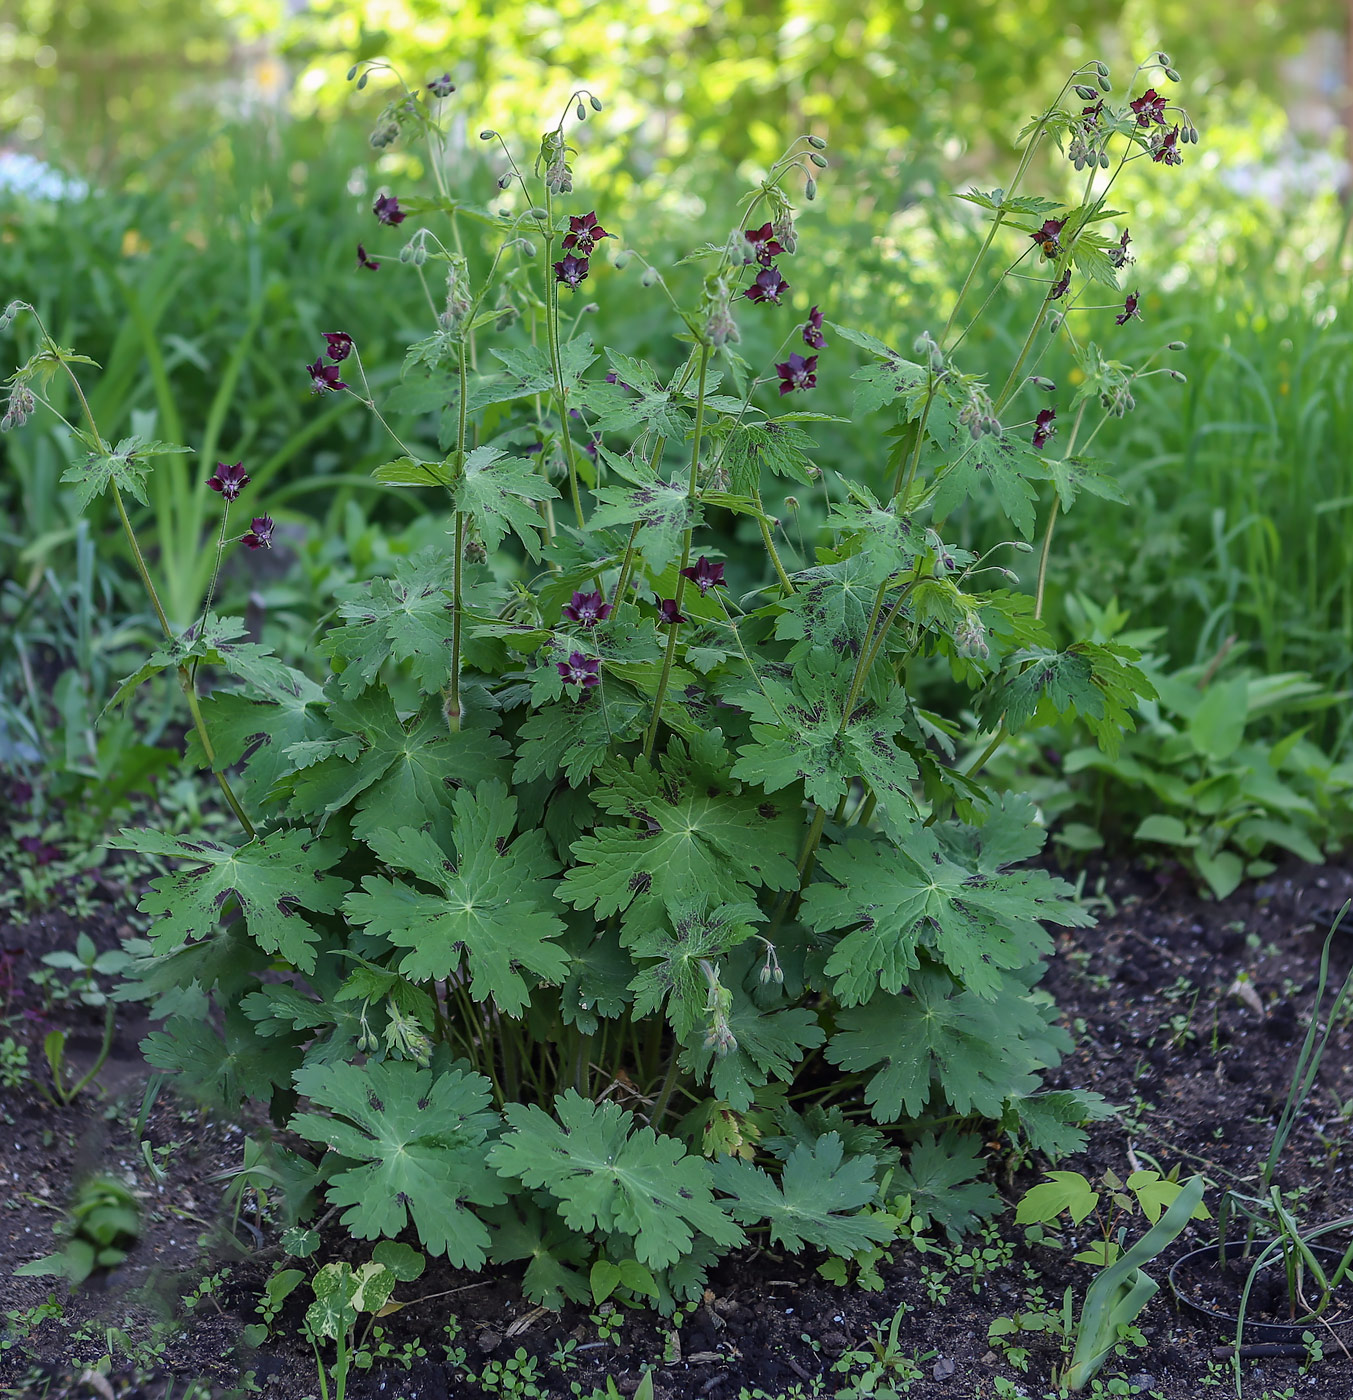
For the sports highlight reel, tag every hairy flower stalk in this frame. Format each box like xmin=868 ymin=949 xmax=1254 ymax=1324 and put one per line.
xmin=448 ymin=337 xmax=470 ymax=731
xmin=542 ymin=186 xmax=588 ymax=528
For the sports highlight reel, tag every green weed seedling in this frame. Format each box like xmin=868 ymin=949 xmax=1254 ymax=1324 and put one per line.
xmin=15 ymin=1174 xmax=142 ymax=1285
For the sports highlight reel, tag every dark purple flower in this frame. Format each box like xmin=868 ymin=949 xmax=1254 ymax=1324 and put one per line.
xmin=1030 ymin=218 xmax=1066 ymax=259
xmin=1152 ymin=126 xmax=1182 ymax=166
xmin=242 ymin=516 xmax=275 ymax=550
xmin=1049 ymin=269 xmax=1070 ymax=300
xmin=774 ymin=352 xmax=818 ymax=395
xmin=553 ymin=253 xmax=590 ymax=290
xmin=556 ymin=651 xmax=600 ymax=689
xmin=679 ymin=557 xmax=726 ymax=595
xmin=1081 ymin=100 xmax=1105 ymax=128
xmin=563 ymin=590 xmax=613 ymax=627
xmin=207 ymin=461 xmax=250 ymax=502
xmin=1115 ymin=291 xmax=1142 ymax=326
xmin=427 ymin=73 xmax=456 ymax=98
xmin=656 ymin=597 xmax=686 ymax=625
xmin=1108 ymin=229 xmax=1133 ymax=269
xmin=308 ymin=358 xmax=348 ymax=393
xmin=8 ymin=780 xmax=33 ymax=807
xmin=562 ymin=212 xmax=612 ymax=256
xmin=802 ymin=305 xmax=827 ymax=349
xmin=1130 ymin=88 xmax=1168 ymax=127
xmin=744 ymin=222 xmax=785 ymax=267
xmin=18 ymin=835 xmax=60 ymax=865
xmin=357 ymin=243 xmax=380 ymax=271
xmin=373 ymin=193 xmax=406 ymax=226
xmin=323 ymin=331 xmax=354 ymax=362
xmin=743 ymin=267 xmax=790 ymax=305
xmin=1033 ymin=408 xmax=1057 ymax=449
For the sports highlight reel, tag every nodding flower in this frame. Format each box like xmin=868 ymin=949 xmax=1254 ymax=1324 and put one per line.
xmin=553 ymin=253 xmax=590 ymax=290
xmin=242 ymin=516 xmax=275 ymax=550
xmin=207 ymin=461 xmax=250 ymax=502
xmin=1033 ymin=408 xmax=1057 ymax=450
xmin=679 ymin=557 xmax=727 ymax=595
xmin=563 ymin=591 xmax=613 ymax=627
xmin=743 ymin=267 xmax=789 ymax=305
xmin=373 ymin=193 xmax=406 ymax=226
xmin=802 ymin=305 xmax=827 ymax=349
xmin=774 ymin=353 xmax=818 ymax=395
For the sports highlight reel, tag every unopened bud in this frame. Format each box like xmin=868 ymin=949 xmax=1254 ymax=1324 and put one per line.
xmin=1097 ymin=73 xmax=1112 ymax=92
xmin=784 ymin=496 xmax=799 ymax=511
xmin=1164 ymin=67 xmax=1181 ymax=83
xmin=1012 ymin=540 xmax=1035 ymax=553
xmin=356 ymin=72 xmax=368 ymax=90
xmin=346 ymin=65 xmax=359 ymax=81
xmin=804 ymin=177 xmax=817 ymax=200
xmin=1167 ymin=340 xmax=1186 ymax=351
xmin=1047 ymin=313 xmax=1063 ymax=333
xmin=1095 ymin=60 xmax=1110 ymax=76
xmin=479 ymin=129 xmax=497 ymax=141
xmin=527 ymin=208 xmax=548 ymax=221
xmin=1156 ymin=51 xmax=1171 ymax=65
xmin=807 ymin=134 xmax=827 ymax=149
xmin=640 ymin=267 xmax=659 ymax=287
xmin=1169 ymin=369 xmax=1187 ymax=382
xmin=580 ymin=302 xmax=599 ymax=314
xmin=1074 ymin=85 xmax=1098 ymax=100
xmin=0 ymin=300 xmax=22 ymax=332
xmin=589 ymin=94 xmax=603 ymax=111
xmin=808 ymin=152 xmax=827 ymax=168
xmin=1186 ymin=126 xmax=1199 ymax=144
xmin=497 ymin=173 xmax=512 ymax=189
xmin=576 ymin=101 xmax=586 ymax=122
xmin=1099 ymin=150 xmax=1110 ymax=168
xmin=1029 ymin=376 xmax=1056 ymax=392
xmin=612 ymin=249 xmax=632 ymax=269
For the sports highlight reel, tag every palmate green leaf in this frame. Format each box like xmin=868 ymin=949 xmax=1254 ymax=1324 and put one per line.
xmin=717 ymin=416 xmax=821 ymax=495
xmin=558 ymin=924 xmax=633 ymax=1034
xmin=575 ymin=351 xmax=692 ymax=439
xmin=1043 ymin=454 xmax=1127 ymax=511
xmin=729 ymin=660 xmax=919 ymax=838
xmin=802 ymin=825 xmax=1088 ymax=1004
xmin=284 ymin=691 xmax=509 ymax=846
xmin=976 ymin=642 xmax=1155 ymax=759
xmin=560 ymin=732 xmax=800 ymax=934
xmin=825 ymin=325 xmax=930 ymax=419
xmin=486 ymin=1200 xmax=591 ymax=1309
xmin=826 ymin=483 xmax=919 ymax=576
xmin=107 ymin=613 xmax=293 ymax=712
xmin=514 ymin=690 xmax=647 ymax=787
xmin=61 ymin=435 xmax=190 ymax=511
xmin=710 ymin=1134 xmax=894 ymax=1255
xmin=589 ymin=478 xmax=697 ymax=575
xmin=345 ymin=780 xmax=567 ymax=1015
xmin=291 ymin=1058 xmax=505 ymax=1269
xmin=453 ymin=445 xmax=557 ymax=560
xmin=893 ymin=1130 xmax=1003 ymax=1242
xmin=825 ymin=965 xmax=1050 ymax=1122
xmin=774 ymin=552 xmax=884 ymax=661
xmin=488 ymin=1090 xmax=744 ymax=1269
xmin=491 ymin=336 xmax=597 ymax=397
xmin=143 ymin=1004 xmax=303 ymax=1108
xmin=1000 ymin=1089 xmax=1117 ymax=1163
xmin=117 ymin=827 xmax=349 ymax=974
xmin=929 ymin=428 xmax=1044 ymax=539
xmin=629 ymin=900 xmax=764 ymax=1039
xmin=325 ymin=550 xmax=457 ymax=694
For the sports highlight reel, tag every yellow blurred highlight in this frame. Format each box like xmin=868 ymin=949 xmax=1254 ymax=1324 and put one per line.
xmin=121 ymin=228 xmax=151 ymax=257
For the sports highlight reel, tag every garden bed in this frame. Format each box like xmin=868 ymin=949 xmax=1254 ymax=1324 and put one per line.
xmin=2 ymin=855 xmax=1350 ymax=1400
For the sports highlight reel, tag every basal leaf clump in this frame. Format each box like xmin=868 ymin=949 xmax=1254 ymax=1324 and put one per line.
xmin=0 ymin=51 xmax=1194 ymax=1306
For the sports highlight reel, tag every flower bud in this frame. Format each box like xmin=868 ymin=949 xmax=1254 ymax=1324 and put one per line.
xmin=1047 ymin=313 xmax=1063 ymax=333
xmin=0 ymin=300 xmax=23 ymax=332
xmin=804 ymin=176 xmax=817 ymax=200
xmin=576 ymin=101 xmax=586 ymax=122
xmin=356 ymin=72 xmax=368 ymax=90
xmin=1156 ymin=51 xmax=1171 ymax=65
xmin=346 ymin=65 xmax=359 ymax=81
xmin=808 ymin=152 xmax=827 ymax=168
xmin=1095 ymin=60 xmax=1110 ymax=76
xmin=589 ymin=94 xmax=603 ymax=111
xmin=1097 ymin=73 xmax=1112 ymax=92
xmin=1168 ymin=341 xmax=1186 ymax=351
xmin=1074 ymin=85 xmax=1099 ymax=100
xmin=1164 ymin=67 xmax=1181 ymax=83
xmin=497 ymin=173 xmax=512 ymax=189
xmin=784 ymin=496 xmax=799 ymax=511
xmin=1012 ymin=540 xmax=1034 ymax=553
xmin=1029 ymin=376 xmax=1056 ymax=392
xmin=640 ymin=267 xmax=659 ymax=287
xmin=1169 ymin=369 xmax=1187 ymax=382
xmin=480 ymin=129 xmax=497 ymax=140
xmin=807 ymin=134 xmax=827 ymax=149
xmin=1186 ymin=126 xmax=1199 ymax=144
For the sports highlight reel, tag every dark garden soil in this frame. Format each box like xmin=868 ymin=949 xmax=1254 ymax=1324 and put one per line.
xmin=1 ymin=855 xmax=1351 ymax=1400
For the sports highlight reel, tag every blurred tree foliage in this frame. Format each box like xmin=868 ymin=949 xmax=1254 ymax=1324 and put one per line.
xmin=1 ymin=0 xmax=1341 ymax=175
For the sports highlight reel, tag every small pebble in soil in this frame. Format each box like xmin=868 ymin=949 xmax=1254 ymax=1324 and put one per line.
xmin=1128 ymin=1375 xmax=1155 ymax=1391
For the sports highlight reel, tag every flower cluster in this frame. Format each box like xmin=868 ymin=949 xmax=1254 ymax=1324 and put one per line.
xmin=307 ymin=329 xmax=354 ymax=393
xmin=206 ymin=459 xmax=273 ymax=551
xmin=552 ymin=211 xmax=611 ymax=291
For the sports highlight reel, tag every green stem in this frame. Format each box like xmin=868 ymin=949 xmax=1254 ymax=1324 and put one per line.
xmin=642 ymin=344 xmax=711 ymax=759
xmin=448 ymin=342 xmax=469 ymax=731
xmin=542 ymin=190 xmax=586 ymax=528
xmin=754 ymin=491 xmax=795 ymax=594
xmin=648 ymin=1051 xmax=683 ymax=1129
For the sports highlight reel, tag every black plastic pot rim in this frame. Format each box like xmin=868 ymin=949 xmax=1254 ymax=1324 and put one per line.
xmin=1168 ymin=1241 xmax=1353 ymax=1340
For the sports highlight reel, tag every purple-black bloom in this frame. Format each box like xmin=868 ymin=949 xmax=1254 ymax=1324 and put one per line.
xmin=1030 ymin=217 xmax=1066 ymax=259
xmin=679 ymin=557 xmax=726 ymax=595
xmin=1049 ymin=269 xmax=1070 ymax=300
xmin=1152 ymin=126 xmax=1183 ymax=166
xmin=556 ymin=651 xmax=601 ymax=690
xmin=373 ymin=193 xmax=406 ymax=226
xmin=563 ymin=590 xmax=613 ymax=627
xmin=656 ymin=597 xmax=686 ymax=625
xmin=1033 ymin=408 xmax=1057 ymax=449
xmin=1130 ymin=88 xmax=1168 ymax=127
xmin=562 ymin=212 xmax=612 ymax=256
xmin=18 ymin=835 xmax=60 ymax=865
xmin=323 ymin=331 xmax=354 ymax=362
xmin=802 ymin=305 xmax=827 ymax=349
xmin=774 ymin=352 xmax=818 ymax=395
xmin=207 ymin=461 xmax=250 ymax=502
xmin=357 ymin=243 xmax=380 ymax=271
xmin=308 ymin=358 xmax=348 ymax=393
xmin=1116 ymin=291 xmax=1142 ymax=326
xmin=1081 ymin=100 xmax=1105 ymax=128
xmin=743 ymin=222 xmax=785 ymax=266
xmin=553 ymin=253 xmax=590 ymax=290
xmin=743 ymin=267 xmax=790 ymax=305
xmin=1109 ymin=229 xmax=1132 ymax=269
xmin=427 ymin=73 xmax=456 ymax=98
xmin=242 ymin=516 xmax=275 ymax=550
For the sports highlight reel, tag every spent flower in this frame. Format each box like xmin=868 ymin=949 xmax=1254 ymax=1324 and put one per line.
xmin=356 ymin=243 xmax=380 ymax=271
xmin=307 ymin=358 xmax=348 ymax=392
xmin=1033 ymin=408 xmax=1057 ymax=449
xmin=802 ymin=305 xmax=827 ymax=348
xmin=1116 ymin=291 xmax=1142 ymax=326
xmin=323 ymin=331 xmax=354 ymax=362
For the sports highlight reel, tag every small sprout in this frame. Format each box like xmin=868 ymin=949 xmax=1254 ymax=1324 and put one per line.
xmin=806 ymin=134 xmax=827 ymax=149
xmin=808 ymin=152 xmax=827 ymax=168
xmin=589 ymin=94 xmax=603 ymax=111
